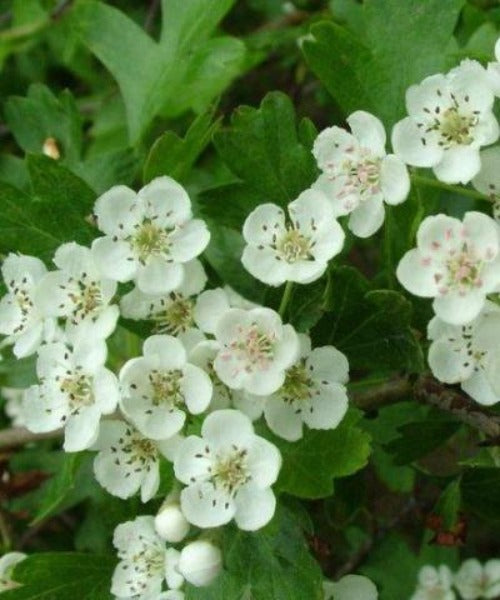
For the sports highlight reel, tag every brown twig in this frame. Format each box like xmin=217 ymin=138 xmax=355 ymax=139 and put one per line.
xmin=0 ymin=427 xmax=61 ymax=449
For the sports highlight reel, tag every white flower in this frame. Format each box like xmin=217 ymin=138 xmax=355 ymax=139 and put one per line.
xmin=235 ymin=334 xmax=349 ymax=441
xmin=213 ymin=307 xmax=299 ymax=396
xmin=120 ymin=259 xmax=207 ymax=337
xmin=92 ymin=176 xmax=210 ymax=295
xmin=472 ymin=146 xmax=500 ymax=222
xmin=174 ymin=409 xmax=281 ymax=531
xmin=2 ymin=387 xmax=27 ymax=427
xmin=0 ymin=254 xmax=55 ymax=357
xmin=323 ymin=575 xmax=378 ymax=600
xmin=313 ymin=111 xmax=410 ymax=238
xmin=155 ymin=492 xmax=190 ymax=543
xmin=411 ymin=566 xmax=455 ymax=600
xmin=0 ymin=552 xmax=26 ymax=591
xmin=188 ymin=340 xmax=233 ymax=411
xmin=397 ymin=212 xmax=500 ymax=325
xmin=428 ymin=301 xmax=500 ymax=405
xmin=93 ymin=420 xmax=182 ymax=502
xmin=241 ymin=189 xmax=344 ymax=286
xmin=23 ymin=339 xmax=119 ymax=451
xmin=35 ymin=242 xmax=119 ymax=340
xmin=111 ymin=516 xmax=183 ymax=598
xmin=178 ymin=540 xmax=222 ymax=587
xmin=454 ymin=558 xmax=500 ymax=599
xmin=487 ymin=38 xmax=500 ymax=97
xmin=119 ymin=335 xmax=212 ymax=440
xmin=193 ymin=286 xmax=258 ymax=336
xmin=392 ymin=60 xmax=499 ymax=184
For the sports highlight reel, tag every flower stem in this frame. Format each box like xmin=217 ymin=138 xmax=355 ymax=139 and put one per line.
xmin=278 ymin=280 xmax=294 ymax=319
xmin=410 ymin=174 xmax=492 ymax=203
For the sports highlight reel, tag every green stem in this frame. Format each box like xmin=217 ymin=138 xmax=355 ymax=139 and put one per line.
xmin=410 ymin=174 xmax=492 ymax=203
xmin=278 ymin=281 xmax=294 ymax=319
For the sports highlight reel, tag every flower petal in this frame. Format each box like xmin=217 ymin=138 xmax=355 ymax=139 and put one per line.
xmin=233 ymin=484 xmax=276 ymax=531
xmin=433 ymin=146 xmax=481 ymax=184
xmin=347 ymin=110 xmax=386 ymax=157
xmin=380 ymin=154 xmax=410 ymax=205
xmin=348 ymin=197 xmax=385 ymax=238
xmin=180 ymin=481 xmax=235 ymax=528
xmin=391 ymin=117 xmax=443 ymax=167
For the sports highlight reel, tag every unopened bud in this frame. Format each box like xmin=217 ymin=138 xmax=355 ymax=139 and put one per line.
xmin=154 ymin=503 xmax=189 ymax=543
xmin=42 ymin=137 xmax=60 ymax=160
xmin=178 ymin=540 xmax=222 ymax=587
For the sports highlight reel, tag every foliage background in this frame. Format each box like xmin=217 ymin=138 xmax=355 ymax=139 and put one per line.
xmin=0 ymin=0 xmax=499 ymax=598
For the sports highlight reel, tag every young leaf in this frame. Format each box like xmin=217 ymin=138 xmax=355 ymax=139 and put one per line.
xmin=3 ymin=553 xmax=116 ymax=600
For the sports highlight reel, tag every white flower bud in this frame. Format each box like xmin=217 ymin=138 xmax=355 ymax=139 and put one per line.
xmin=154 ymin=503 xmax=190 ymax=543
xmin=178 ymin=540 xmax=222 ymax=587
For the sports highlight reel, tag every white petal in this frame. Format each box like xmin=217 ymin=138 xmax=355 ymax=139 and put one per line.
xmin=433 ymin=146 xmax=481 ymax=184
xmin=94 ymin=185 xmax=141 ymax=236
xmin=246 ymin=435 xmax=281 ymax=487
xmin=245 ymin=367 xmax=285 ymax=396
xmin=177 ymin=259 xmax=207 ymax=297
xmin=140 ymin=176 xmax=191 ymax=227
xmin=288 ymin=188 xmax=335 ymax=235
xmin=428 ymin=339 xmax=473 ymax=384
xmin=233 ymin=484 xmax=276 ymax=531
xmin=63 ymin=407 xmax=101 ymax=452
xmin=328 ymin=575 xmax=378 ymax=600
xmin=417 ymin=213 xmax=462 ymax=256
xmin=273 ymin=323 xmax=301 ymax=370
xmin=241 ymin=245 xmax=289 ymax=286
xmin=313 ymin=126 xmax=359 ymax=172
xmin=472 ymin=146 xmax=500 ymax=195
xmin=140 ymin=462 xmax=160 ymax=502
xmin=165 ymin=548 xmax=184 ymax=590
xmin=243 ymin=203 xmax=286 ymax=245
xmin=307 ymin=346 xmax=349 ymax=384
xmin=13 ymin=323 xmax=44 ymax=358
xmin=23 ymin=385 xmax=67 ymax=432
xmin=53 ymin=242 xmax=96 ymax=276
xmin=462 ymin=371 xmax=500 ymax=406
xmin=214 ymin=308 xmax=251 ymax=345
xmin=93 ymin=368 xmax=120 ymax=414
xmin=406 ymin=74 xmax=450 ymax=115
xmin=174 ymin=435 xmax=212 ymax=484
xmin=347 ymin=110 xmax=386 ymax=157
xmin=433 ymin=291 xmax=485 ymax=325
xmin=193 ymin=289 xmax=231 ymax=335
xmin=462 ymin=211 xmax=499 ymax=261
xmin=0 ymin=294 xmax=24 ymax=335
xmin=396 ymin=249 xmax=439 ymax=297
xmin=169 ymin=219 xmax=211 ymax=263
xmin=302 ymin=383 xmax=348 ymax=430
xmin=143 ymin=334 xmax=187 ymax=369
xmin=202 ymin=409 xmax=255 ymax=450
xmin=136 ymin=258 xmax=184 ymax=295
xmin=484 ymin=559 xmax=500 ymax=598
xmin=91 ymin=237 xmax=137 ymax=282
xmin=312 ymin=174 xmax=360 ymax=217
xmin=391 ymin=117 xmax=443 ymax=167
xmin=181 ymin=364 xmax=212 ymax=414
xmin=93 ymin=450 xmax=142 ymax=499
xmin=380 ymin=154 xmax=410 ymax=205
xmin=348 ymin=197 xmax=385 ymax=238
xmin=2 ymin=254 xmax=46 ymax=287
xmin=180 ymin=481 xmax=235 ymax=528
xmin=232 ymin=390 xmax=266 ymax=420
xmin=264 ymin=397 xmax=304 ymax=441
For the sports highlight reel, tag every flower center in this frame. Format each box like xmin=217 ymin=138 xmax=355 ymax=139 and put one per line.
xmin=275 ymin=228 xmax=312 ymax=263
xmin=230 ymin=324 xmax=276 ymax=372
xmin=151 ymin=295 xmax=194 ymax=335
xmin=60 ymin=371 xmax=94 ymax=414
xmin=126 ymin=434 xmax=158 ymax=463
xmin=213 ymin=448 xmax=250 ymax=495
xmin=443 ymin=244 xmax=483 ymax=292
xmin=281 ymin=363 xmax=313 ymax=403
xmin=436 ymin=106 xmax=477 ymax=147
xmin=131 ymin=220 xmax=170 ymax=262
xmin=67 ymin=279 xmax=103 ymax=322
xmin=148 ymin=369 xmax=184 ymax=408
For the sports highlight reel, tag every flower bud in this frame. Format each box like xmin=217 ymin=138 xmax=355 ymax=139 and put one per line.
xmin=154 ymin=503 xmax=190 ymax=543
xmin=178 ymin=540 xmax=222 ymax=587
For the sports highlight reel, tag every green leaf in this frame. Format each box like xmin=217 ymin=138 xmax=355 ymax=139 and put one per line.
xmin=0 ymin=155 xmax=96 ymax=261
xmin=214 ymin=91 xmax=318 ymax=208
xmin=4 ymin=553 xmax=116 ymax=600
xmin=461 ymin=468 xmax=500 ymax=521
xmin=186 ymin=506 xmax=323 ymax=599
xmin=303 ymin=0 xmax=464 ymax=126
xmin=315 ymin=267 xmax=424 ymax=373
xmin=74 ymin=0 xmax=246 ymax=142
xmin=272 ymin=411 xmax=371 ymax=499
xmin=143 ymin=108 xmax=220 ymax=184
xmin=434 ymin=478 xmax=462 ymax=530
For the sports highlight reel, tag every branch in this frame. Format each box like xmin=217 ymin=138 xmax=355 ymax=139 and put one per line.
xmin=0 ymin=427 xmax=61 ymax=449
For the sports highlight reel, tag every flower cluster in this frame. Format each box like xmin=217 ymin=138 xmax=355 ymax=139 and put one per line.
xmin=411 ymin=559 xmax=500 ymax=600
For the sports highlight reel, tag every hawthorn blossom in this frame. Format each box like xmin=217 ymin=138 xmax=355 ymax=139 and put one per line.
xmin=193 ymin=286 xmax=258 ymax=336
xmin=188 ymin=340 xmax=233 ymax=411
xmin=174 ymin=409 xmax=282 ymax=530
xmin=428 ymin=301 xmax=500 ymax=405
xmin=120 ymin=259 xmax=207 ymax=337
xmin=410 ymin=566 xmax=455 ymax=600
xmin=235 ymin=334 xmax=349 ymax=441
xmin=35 ymin=242 xmax=119 ymax=339
xmin=0 ymin=552 xmax=25 ymax=591
xmin=241 ymin=189 xmax=344 ymax=286
xmin=0 ymin=253 xmax=55 ymax=357
xmin=454 ymin=558 xmax=500 ymax=599
xmin=323 ymin=575 xmax=378 ymax=600
xmin=213 ymin=307 xmax=299 ymax=396
xmin=111 ymin=516 xmax=183 ymax=598
xmin=487 ymin=38 xmax=500 ymax=97
xmin=120 ymin=335 xmax=212 ymax=440
xmin=392 ymin=60 xmax=499 ymax=184
xmin=23 ymin=339 xmax=119 ymax=451
xmin=313 ymin=110 xmax=410 ymax=238
xmin=93 ymin=420 xmax=182 ymax=502
xmin=92 ymin=176 xmax=210 ymax=295
xmin=396 ymin=212 xmax=500 ymax=325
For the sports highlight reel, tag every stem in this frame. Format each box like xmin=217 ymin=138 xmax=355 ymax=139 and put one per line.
xmin=410 ymin=174 xmax=492 ymax=203
xmin=278 ymin=281 xmax=294 ymax=319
